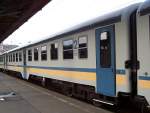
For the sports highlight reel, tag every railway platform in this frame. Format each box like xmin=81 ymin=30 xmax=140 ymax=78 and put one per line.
xmin=0 ymin=72 xmax=113 ymax=113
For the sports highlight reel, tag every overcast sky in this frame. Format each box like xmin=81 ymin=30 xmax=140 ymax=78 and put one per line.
xmin=3 ymin=0 xmax=145 ymax=46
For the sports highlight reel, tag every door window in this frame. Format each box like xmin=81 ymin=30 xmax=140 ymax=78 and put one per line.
xmin=100 ymin=31 xmax=111 ymax=68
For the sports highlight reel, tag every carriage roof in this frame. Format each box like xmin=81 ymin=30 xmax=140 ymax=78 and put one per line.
xmin=4 ymin=3 xmax=140 ymax=54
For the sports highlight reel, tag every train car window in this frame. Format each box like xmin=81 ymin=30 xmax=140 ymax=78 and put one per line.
xmin=28 ymin=49 xmax=32 ymax=61
xmin=34 ymin=48 xmax=39 ymax=61
xmin=63 ymin=40 xmax=73 ymax=59
xmin=8 ymin=55 xmax=10 ymax=62
xmin=0 ymin=57 xmax=2 ymax=62
xmin=10 ymin=54 xmax=12 ymax=62
xmin=6 ymin=56 xmax=8 ymax=62
xmin=16 ymin=53 xmax=18 ymax=62
xmin=100 ymin=32 xmax=111 ymax=68
xmin=78 ymin=36 xmax=88 ymax=58
xmin=41 ymin=46 xmax=47 ymax=61
xmin=19 ymin=52 xmax=22 ymax=62
xmin=7 ymin=56 xmax=8 ymax=62
xmin=9 ymin=55 xmax=11 ymax=62
xmin=9 ymin=55 xmax=10 ymax=62
xmin=13 ymin=53 xmax=15 ymax=62
xmin=50 ymin=43 xmax=58 ymax=60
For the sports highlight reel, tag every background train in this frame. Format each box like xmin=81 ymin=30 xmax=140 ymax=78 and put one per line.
xmin=0 ymin=1 xmax=150 ymax=112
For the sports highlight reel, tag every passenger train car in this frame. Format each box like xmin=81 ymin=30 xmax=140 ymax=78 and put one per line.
xmin=0 ymin=1 xmax=150 ymax=112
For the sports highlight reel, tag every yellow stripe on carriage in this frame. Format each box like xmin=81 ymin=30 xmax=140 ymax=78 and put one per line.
xmin=116 ymin=74 xmax=126 ymax=86
xmin=7 ymin=65 xmax=23 ymax=72
xmin=15 ymin=67 xmax=23 ymax=72
xmin=6 ymin=66 xmax=150 ymax=89
xmin=27 ymin=68 xmax=96 ymax=81
xmin=116 ymin=74 xmax=150 ymax=89
xmin=138 ymin=80 xmax=150 ymax=89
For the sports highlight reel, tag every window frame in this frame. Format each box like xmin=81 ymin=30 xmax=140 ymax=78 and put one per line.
xmin=50 ymin=42 xmax=58 ymax=60
xmin=19 ymin=52 xmax=22 ymax=62
xmin=9 ymin=55 xmax=11 ymax=62
xmin=28 ymin=49 xmax=32 ymax=61
xmin=8 ymin=55 xmax=10 ymax=62
xmin=13 ymin=53 xmax=15 ymax=62
xmin=0 ymin=57 xmax=3 ymax=62
xmin=6 ymin=55 xmax=8 ymax=62
xmin=41 ymin=45 xmax=47 ymax=61
xmin=34 ymin=47 xmax=39 ymax=61
xmin=78 ymin=35 xmax=88 ymax=59
xmin=16 ymin=53 xmax=18 ymax=62
xmin=9 ymin=54 xmax=11 ymax=62
xmin=63 ymin=39 xmax=74 ymax=60
xmin=11 ymin=54 xmax=13 ymax=62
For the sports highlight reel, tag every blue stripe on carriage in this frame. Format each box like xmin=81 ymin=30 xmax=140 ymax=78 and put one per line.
xmin=116 ymin=69 xmax=150 ymax=81
xmin=139 ymin=76 xmax=150 ymax=80
xmin=116 ymin=69 xmax=126 ymax=74
xmin=6 ymin=65 xmax=150 ymax=81
xmin=7 ymin=65 xmax=96 ymax=73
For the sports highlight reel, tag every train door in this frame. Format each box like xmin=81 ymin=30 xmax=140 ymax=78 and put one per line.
xmin=23 ymin=50 xmax=27 ymax=79
xmin=95 ymin=25 xmax=116 ymax=97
